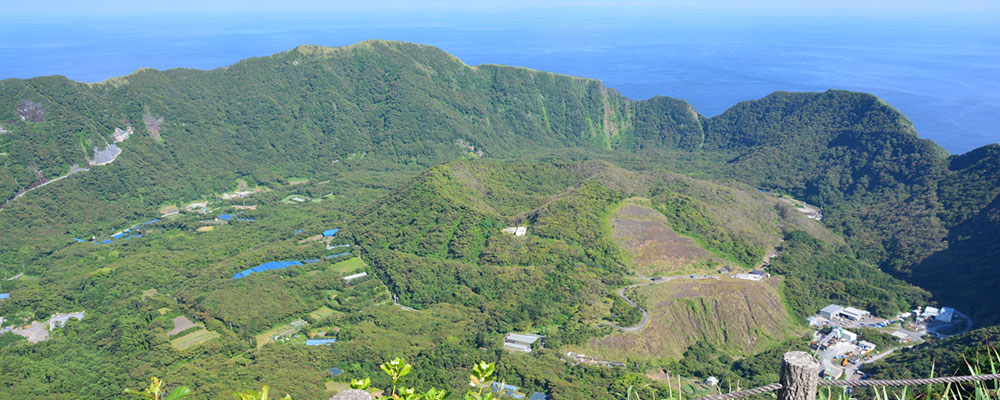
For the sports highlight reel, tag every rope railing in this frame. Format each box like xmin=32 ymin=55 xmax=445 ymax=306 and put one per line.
xmin=819 ymin=373 xmax=1000 ymax=388
xmin=692 ymin=352 xmax=1000 ymax=400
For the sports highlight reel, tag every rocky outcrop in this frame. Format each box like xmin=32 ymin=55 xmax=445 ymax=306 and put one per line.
xmin=112 ymin=126 xmax=133 ymax=143
xmin=143 ymin=114 xmax=163 ymax=141
xmin=16 ymin=100 xmax=44 ymax=122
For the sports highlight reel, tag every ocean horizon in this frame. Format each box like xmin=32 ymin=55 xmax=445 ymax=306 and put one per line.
xmin=3 ymin=9 xmax=998 ymax=154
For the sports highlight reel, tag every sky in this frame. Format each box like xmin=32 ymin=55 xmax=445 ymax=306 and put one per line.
xmin=8 ymin=0 xmax=1000 ymax=15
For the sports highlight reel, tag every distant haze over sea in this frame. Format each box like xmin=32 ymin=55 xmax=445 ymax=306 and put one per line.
xmin=2 ymin=9 xmax=998 ymax=154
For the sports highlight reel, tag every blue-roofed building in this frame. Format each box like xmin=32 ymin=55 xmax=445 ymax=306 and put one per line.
xmin=530 ymin=392 xmax=549 ymax=400
xmin=305 ymin=339 xmax=337 ymax=346
xmin=491 ymin=382 xmax=519 ymax=396
xmin=0 ymin=293 xmax=9 ymax=300
xmin=218 ymin=214 xmax=234 ymax=221
xmin=323 ymin=228 xmax=340 ymax=237
xmin=327 ymin=368 xmax=343 ymax=377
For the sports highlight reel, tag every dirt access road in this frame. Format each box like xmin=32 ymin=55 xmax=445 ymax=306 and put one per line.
xmin=606 ymin=272 xmax=720 ymax=332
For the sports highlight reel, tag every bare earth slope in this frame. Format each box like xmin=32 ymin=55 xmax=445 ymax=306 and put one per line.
xmin=584 ymin=276 xmax=796 ymax=361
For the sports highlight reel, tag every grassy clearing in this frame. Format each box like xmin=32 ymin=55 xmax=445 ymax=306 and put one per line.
xmin=169 ymin=329 xmax=219 ymax=350
xmin=325 ymin=381 xmax=350 ymax=392
xmin=328 ymin=257 xmax=365 ymax=274
xmin=309 ymin=306 xmax=336 ymax=320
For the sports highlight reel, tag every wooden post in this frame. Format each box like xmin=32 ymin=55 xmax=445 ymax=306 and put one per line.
xmin=779 ymin=351 xmax=821 ymax=400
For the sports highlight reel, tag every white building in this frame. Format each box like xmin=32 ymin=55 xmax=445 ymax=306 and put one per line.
xmin=922 ymin=307 xmax=940 ymax=320
xmin=705 ymin=377 xmax=719 ymax=386
xmin=858 ymin=340 xmax=876 ymax=352
xmin=735 ymin=273 xmax=762 ymax=281
xmin=820 ymin=304 xmax=844 ymax=319
xmin=937 ymin=307 xmax=955 ymax=323
xmin=891 ymin=331 xmax=910 ymax=342
xmin=840 ymin=307 xmax=870 ymax=321
xmin=504 ymin=333 xmax=544 ymax=353
xmin=840 ymin=329 xmax=857 ymax=343
xmin=807 ymin=316 xmax=823 ymax=326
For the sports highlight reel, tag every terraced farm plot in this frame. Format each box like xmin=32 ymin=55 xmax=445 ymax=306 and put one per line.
xmin=170 ymin=329 xmax=219 ymax=350
xmin=611 ymin=202 xmax=714 ymax=276
xmin=168 ymin=316 xmax=202 ymax=336
xmin=578 ymin=276 xmax=795 ymax=361
xmin=309 ymin=306 xmax=337 ymax=320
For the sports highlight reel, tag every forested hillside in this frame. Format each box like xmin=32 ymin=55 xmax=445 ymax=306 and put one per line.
xmin=4 ymin=42 xmax=998 ymax=324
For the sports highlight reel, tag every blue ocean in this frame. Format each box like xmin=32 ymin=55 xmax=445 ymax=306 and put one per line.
xmin=2 ymin=9 xmax=998 ymax=154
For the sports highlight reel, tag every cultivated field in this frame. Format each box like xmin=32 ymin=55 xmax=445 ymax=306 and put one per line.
xmin=309 ymin=306 xmax=337 ymax=320
xmin=170 ymin=329 xmax=219 ymax=350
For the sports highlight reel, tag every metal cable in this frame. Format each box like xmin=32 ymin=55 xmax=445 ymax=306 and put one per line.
xmin=693 ymin=373 xmax=1000 ymax=400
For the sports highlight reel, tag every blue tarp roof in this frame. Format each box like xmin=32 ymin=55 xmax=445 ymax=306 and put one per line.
xmin=530 ymin=393 xmax=549 ymax=400
xmin=143 ymin=218 xmax=160 ymax=225
xmin=233 ymin=260 xmax=307 ymax=279
xmin=323 ymin=228 xmax=340 ymax=237
xmin=327 ymin=368 xmax=343 ymax=376
xmin=0 ymin=293 xmax=9 ymax=299
xmin=100 ymin=239 xmax=113 ymax=244
xmin=112 ymin=232 xmax=126 ymax=239
xmin=73 ymin=237 xmax=85 ymax=242
xmin=304 ymin=259 xmax=320 ymax=264
xmin=296 ymin=229 xmax=303 ymax=234
xmin=305 ymin=339 xmax=337 ymax=346
xmin=236 ymin=218 xmax=255 ymax=221
xmin=218 ymin=214 xmax=234 ymax=221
